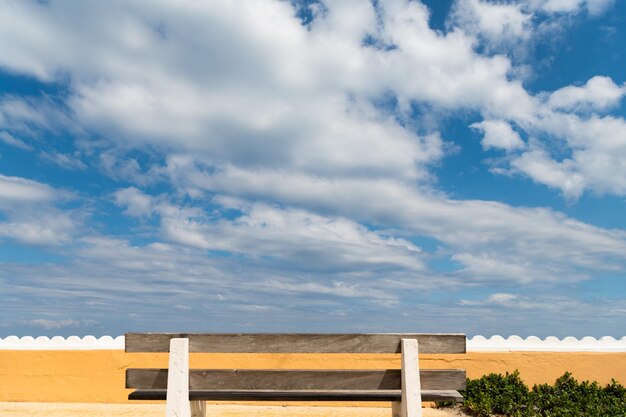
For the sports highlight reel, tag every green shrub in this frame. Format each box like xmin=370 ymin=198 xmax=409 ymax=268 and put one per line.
xmin=531 ymin=373 xmax=626 ymax=417
xmin=440 ymin=371 xmax=626 ymax=417
xmin=462 ymin=371 xmax=533 ymax=417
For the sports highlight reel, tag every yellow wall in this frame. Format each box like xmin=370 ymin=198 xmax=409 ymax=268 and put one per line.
xmin=1 ymin=350 xmax=625 ymax=403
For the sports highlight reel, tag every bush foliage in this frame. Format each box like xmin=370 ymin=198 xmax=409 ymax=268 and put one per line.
xmin=450 ymin=371 xmax=626 ymax=417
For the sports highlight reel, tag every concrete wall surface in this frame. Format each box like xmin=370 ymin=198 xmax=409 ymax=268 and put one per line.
xmin=1 ymin=349 xmax=625 ymax=404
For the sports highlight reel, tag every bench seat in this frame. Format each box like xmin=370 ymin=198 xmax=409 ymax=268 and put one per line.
xmin=129 ymin=389 xmax=463 ymax=402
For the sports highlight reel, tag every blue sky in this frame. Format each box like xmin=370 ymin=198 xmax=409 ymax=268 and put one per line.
xmin=1 ymin=0 xmax=626 ymax=338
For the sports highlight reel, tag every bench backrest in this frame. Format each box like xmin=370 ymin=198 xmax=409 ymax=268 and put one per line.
xmin=125 ymin=333 xmax=466 ymax=354
xmin=125 ymin=333 xmax=466 ymax=394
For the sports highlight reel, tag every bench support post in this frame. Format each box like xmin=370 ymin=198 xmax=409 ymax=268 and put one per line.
xmin=166 ymin=338 xmax=191 ymax=417
xmin=392 ymin=338 xmax=422 ymax=417
xmin=191 ymin=400 xmax=206 ymax=417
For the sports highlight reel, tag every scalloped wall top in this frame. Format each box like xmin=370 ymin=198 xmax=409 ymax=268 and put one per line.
xmin=0 ymin=335 xmax=625 ymax=351
xmin=466 ymin=335 xmax=626 ymax=352
xmin=0 ymin=335 xmax=125 ymax=350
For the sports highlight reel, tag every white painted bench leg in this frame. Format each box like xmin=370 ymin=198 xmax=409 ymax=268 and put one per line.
xmin=190 ymin=401 xmax=206 ymax=417
xmin=392 ymin=339 xmax=422 ymax=417
xmin=166 ymin=338 xmax=191 ymax=417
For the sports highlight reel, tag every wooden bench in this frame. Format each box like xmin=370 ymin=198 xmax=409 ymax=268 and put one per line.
xmin=125 ymin=333 xmax=466 ymax=417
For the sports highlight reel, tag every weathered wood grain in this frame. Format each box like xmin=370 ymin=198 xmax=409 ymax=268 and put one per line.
xmin=128 ymin=389 xmax=464 ymax=402
xmin=126 ymin=369 xmax=466 ymax=391
xmin=124 ymin=333 xmax=466 ymax=354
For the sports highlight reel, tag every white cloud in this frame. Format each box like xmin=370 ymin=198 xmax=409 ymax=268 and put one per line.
xmin=0 ymin=131 xmax=32 ymax=150
xmin=155 ymin=201 xmax=426 ymax=273
xmin=0 ymin=95 xmax=76 ymax=139
xmin=450 ymin=0 xmax=532 ymax=42
xmin=528 ymin=0 xmax=613 ymax=15
xmin=547 ymin=76 xmax=625 ymax=112
xmin=1 ymin=235 xmax=419 ymax=333
xmin=460 ymin=292 xmax=519 ymax=306
xmin=452 ymin=253 xmax=562 ymax=283
xmin=535 ymin=0 xmax=585 ymax=13
xmin=489 ymin=104 xmax=626 ymax=197
xmin=40 ymin=151 xmax=88 ymax=171
xmin=0 ymin=174 xmax=55 ymax=205
xmin=112 ymin=185 xmax=431 ymax=279
xmin=471 ymin=119 xmax=526 ymax=151
xmin=263 ymin=279 xmax=398 ymax=302
xmin=0 ymin=97 xmax=51 ymax=130
xmin=447 ymin=0 xmax=615 ymax=62
xmin=585 ymin=0 xmax=614 ymax=15
xmin=3 ymin=237 xmax=624 ymax=335
xmin=0 ymin=174 xmax=77 ymax=246
xmin=98 ymin=151 xmax=160 ymax=186
xmin=0 ymin=0 xmax=535 ymax=177
xmin=159 ymin=164 xmax=626 ymax=283
xmin=113 ymin=187 xmax=154 ymax=217
xmin=487 ymin=293 xmax=519 ymax=304
xmin=0 ymin=214 xmax=75 ymax=246
xmin=459 ymin=292 xmax=571 ymax=311
xmin=20 ymin=319 xmax=80 ymax=330
xmin=510 ymin=147 xmax=586 ymax=198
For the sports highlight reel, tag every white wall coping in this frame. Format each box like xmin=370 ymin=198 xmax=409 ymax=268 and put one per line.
xmin=467 ymin=335 xmax=626 ymax=352
xmin=0 ymin=335 xmax=625 ymax=352
xmin=0 ymin=335 xmax=125 ymax=350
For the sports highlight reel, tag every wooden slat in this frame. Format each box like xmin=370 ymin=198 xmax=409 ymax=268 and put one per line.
xmin=129 ymin=389 xmax=463 ymax=402
xmin=124 ymin=333 xmax=466 ymax=354
xmin=191 ymin=401 xmax=205 ymax=417
xmin=421 ymin=390 xmax=463 ymax=402
xmin=126 ymin=369 xmax=466 ymax=391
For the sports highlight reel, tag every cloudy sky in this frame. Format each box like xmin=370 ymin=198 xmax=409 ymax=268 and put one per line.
xmin=1 ymin=0 xmax=625 ymax=338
